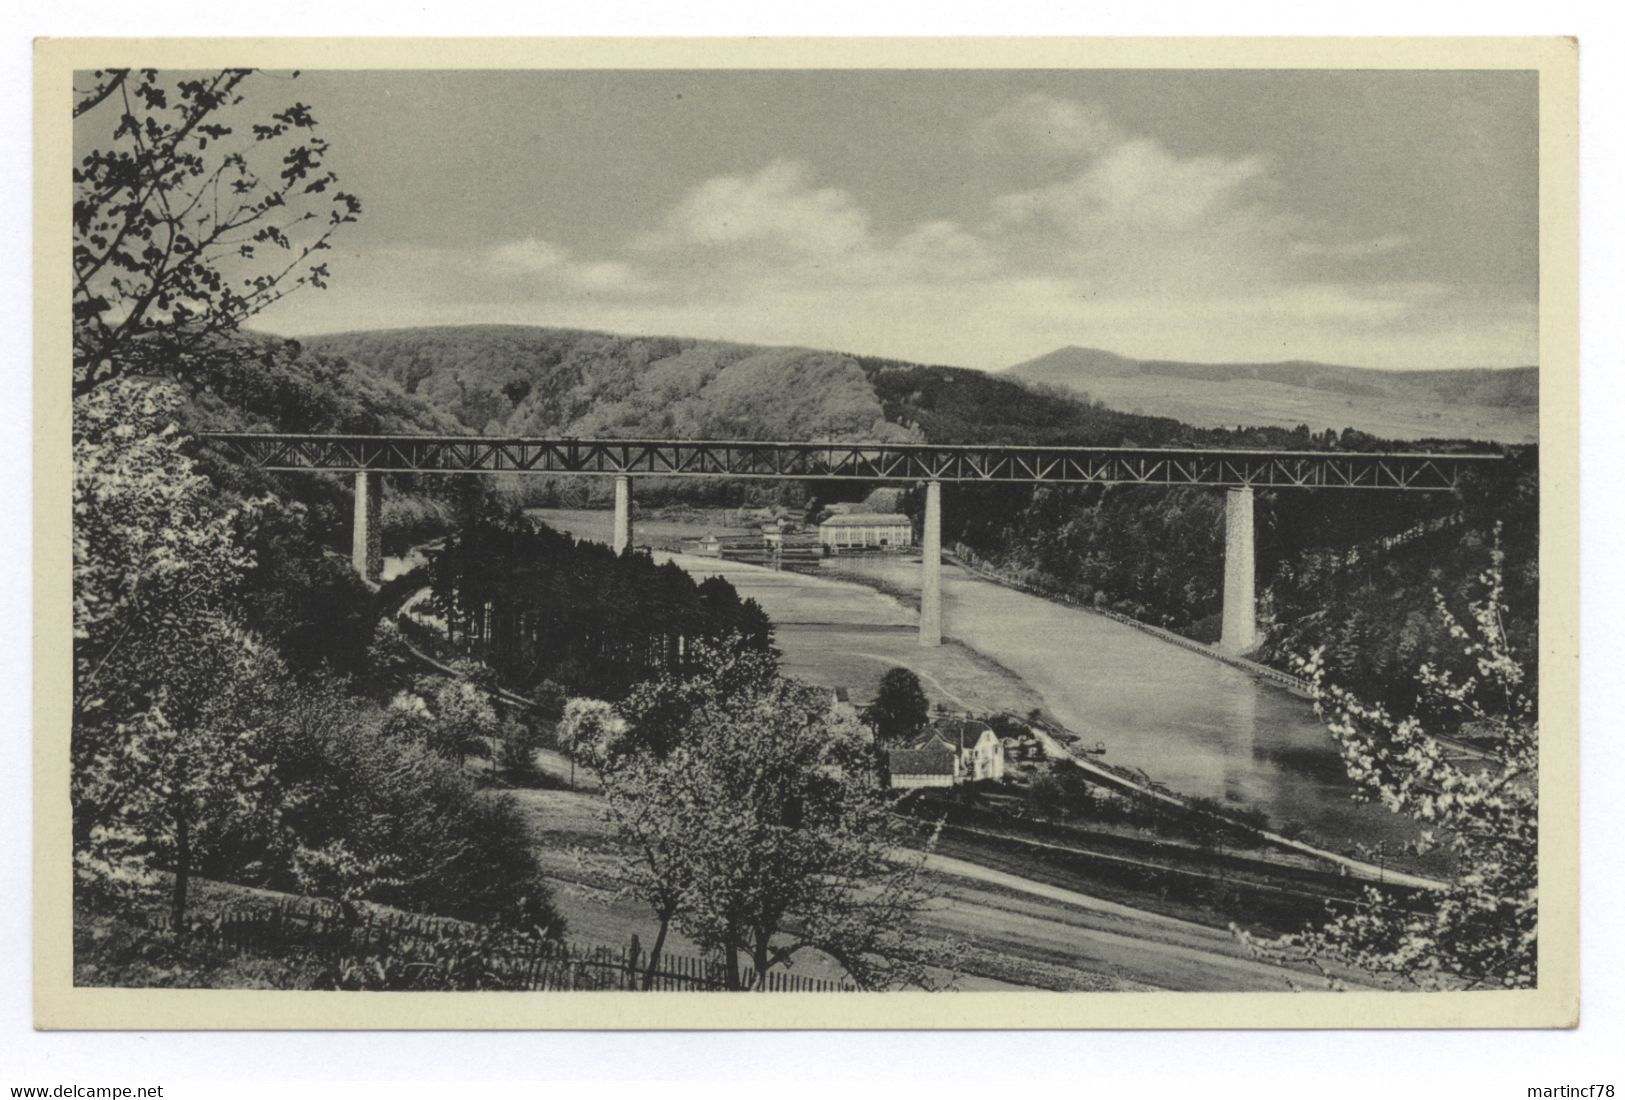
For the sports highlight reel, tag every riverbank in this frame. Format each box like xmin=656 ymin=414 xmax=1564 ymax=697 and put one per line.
xmin=946 ymin=548 xmax=1314 ymax=697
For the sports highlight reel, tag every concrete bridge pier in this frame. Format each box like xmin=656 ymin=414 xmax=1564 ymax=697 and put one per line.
xmin=1220 ymin=485 xmax=1257 ymax=655
xmin=352 ymin=470 xmax=383 ymax=583
xmin=612 ymin=475 xmax=635 ymax=555
xmin=919 ymin=480 xmax=942 ymax=647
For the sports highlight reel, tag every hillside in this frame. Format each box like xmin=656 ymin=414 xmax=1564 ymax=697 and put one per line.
xmin=1005 ymin=346 xmax=1538 ymax=444
xmin=296 ymin=325 xmax=1338 ymax=452
xmin=184 ymin=333 xmax=462 ymax=437
xmin=301 ymin=325 xmax=919 ymax=444
xmin=178 ymin=334 xmax=469 ymax=565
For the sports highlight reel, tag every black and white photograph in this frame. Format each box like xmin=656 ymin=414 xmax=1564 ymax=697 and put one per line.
xmin=30 ymin=35 xmax=1580 ymax=1033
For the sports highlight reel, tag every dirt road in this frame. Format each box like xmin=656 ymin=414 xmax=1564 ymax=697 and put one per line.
xmin=504 ymin=781 xmax=1329 ymax=992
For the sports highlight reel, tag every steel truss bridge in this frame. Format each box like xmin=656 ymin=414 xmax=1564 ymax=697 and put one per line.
xmin=201 ymin=433 xmax=1497 ymax=491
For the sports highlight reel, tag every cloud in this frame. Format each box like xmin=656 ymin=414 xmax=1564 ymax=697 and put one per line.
xmin=634 ymin=159 xmax=998 ymax=289
xmin=487 ymin=237 xmax=569 ymax=273
xmin=995 ymin=138 xmax=1274 ymax=233
xmin=985 ymin=136 xmax=1302 ymax=297
xmin=639 ymin=159 xmax=870 ymax=258
xmin=976 ymin=93 xmax=1123 ymax=158
xmin=478 ymin=237 xmax=649 ymax=295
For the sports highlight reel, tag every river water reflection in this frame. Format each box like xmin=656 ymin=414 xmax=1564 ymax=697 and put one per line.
xmin=824 ymin=554 xmax=1423 ymax=858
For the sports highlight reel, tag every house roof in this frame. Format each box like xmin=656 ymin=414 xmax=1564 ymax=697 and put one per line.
xmin=931 ymin=719 xmax=996 ymax=749
xmin=820 ymin=513 xmax=912 ymax=528
xmin=888 ymin=745 xmax=957 ymax=776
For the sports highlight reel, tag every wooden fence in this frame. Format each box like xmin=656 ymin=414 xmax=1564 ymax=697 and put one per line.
xmin=157 ymin=901 xmax=855 ymax=992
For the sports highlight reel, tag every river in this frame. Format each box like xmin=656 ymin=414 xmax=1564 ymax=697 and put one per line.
xmin=527 ymin=508 xmax=1422 ymax=859
xmin=822 ymin=553 xmax=1424 ymax=857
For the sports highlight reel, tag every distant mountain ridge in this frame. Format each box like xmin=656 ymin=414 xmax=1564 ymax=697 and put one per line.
xmin=1005 ymin=346 xmax=1537 ymax=444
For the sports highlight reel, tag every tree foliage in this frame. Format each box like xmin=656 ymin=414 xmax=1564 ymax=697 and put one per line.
xmin=265 ymin=682 xmax=562 ymax=931
xmin=1262 ymin=453 xmax=1538 ymax=717
xmin=428 ymin=515 xmax=774 ymax=698
xmin=73 ymin=69 xmax=361 ymax=395
xmin=72 ymin=377 xmax=285 ymax=921
xmin=1253 ymin=542 xmax=1537 ymax=990
xmin=865 ymin=666 xmax=929 ymax=743
xmin=575 ymin=643 xmax=943 ymax=991
xmin=417 ymin=666 xmax=501 ymax=767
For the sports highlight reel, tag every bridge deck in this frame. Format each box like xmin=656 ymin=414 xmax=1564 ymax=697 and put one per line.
xmin=201 ymin=433 xmax=1498 ymax=490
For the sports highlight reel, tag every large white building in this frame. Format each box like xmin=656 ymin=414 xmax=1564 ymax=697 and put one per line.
xmin=818 ymin=512 xmax=914 ymax=552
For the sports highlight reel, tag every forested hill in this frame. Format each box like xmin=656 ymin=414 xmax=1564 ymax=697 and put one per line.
xmin=300 ymin=326 xmax=917 ymax=444
xmin=1006 ymin=346 xmax=1538 ymax=445
xmin=298 ymin=325 xmax=1381 ymax=452
xmin=182 ymin=333 xmax=460 ymax=437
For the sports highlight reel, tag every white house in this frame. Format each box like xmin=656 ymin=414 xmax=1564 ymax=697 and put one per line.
xmin=818 ymin=512 xmax=914 ymax=552
xmin=931 ymin=719 xmax=1007 ymax=782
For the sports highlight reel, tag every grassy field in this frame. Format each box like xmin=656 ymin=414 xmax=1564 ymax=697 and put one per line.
xmin=775 ymin=624 xmax=1046 ymax=717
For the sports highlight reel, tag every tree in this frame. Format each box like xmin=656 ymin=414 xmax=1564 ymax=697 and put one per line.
xmin=418 ymin=670 xmax=499 ymax=768
xmin=557 ymin=697 xmax=627 ymax=787
xmin=72 ymin=376 xmax=285 ymax=923
xmin=593 ymin=649 xmax=943 ymax=991
xmin=865 ymin=666 xmax=929 ymax=742
xmin=269 ymin=683 xmax=564 ymax=931
xmin=72 ymin=68 xmax=361 ymax=396
xmin=77 ymin=620 xmax=287 ymax=930
xmin=612 ymin=637 xmax=780 ymax=759
xmin=596 ymin=748 xmax=694 ymax=988
xmin=1252 ymin=541 xmax=1537 ymax=990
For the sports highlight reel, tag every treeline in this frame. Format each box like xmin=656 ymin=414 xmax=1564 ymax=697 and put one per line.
xmin=73 ymin=373 xmax=563 ymax=937
xmin=305 ymin=323 xmax=1449 ymax=455
xmin=852 ymin=352 xmax=1481 ymax=453
xmin=182 ymin=332 xmax=469 ymax=556
xmin=160 ymin=334 xmax=474 ymax=676
xmin=428 ymin=515 xmax=775 ymax=700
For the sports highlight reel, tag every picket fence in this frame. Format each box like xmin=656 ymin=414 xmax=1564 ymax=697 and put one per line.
xmin=158 ymin=901 xmax=855 ymax=993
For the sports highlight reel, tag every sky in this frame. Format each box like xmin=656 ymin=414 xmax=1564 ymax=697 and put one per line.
xmin=238 ymin=68 xmax=1537 ymax=372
